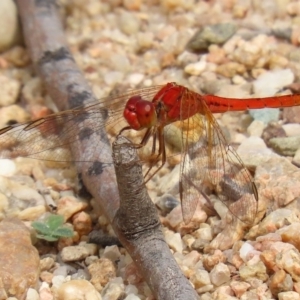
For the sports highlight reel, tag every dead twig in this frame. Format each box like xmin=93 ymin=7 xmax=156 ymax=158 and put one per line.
xmin=113 ymin=136 xmax=197 ymax=299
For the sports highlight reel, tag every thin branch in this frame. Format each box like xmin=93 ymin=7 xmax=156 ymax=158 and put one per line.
xmin=113 ymin=136 xmax=198 ymax=300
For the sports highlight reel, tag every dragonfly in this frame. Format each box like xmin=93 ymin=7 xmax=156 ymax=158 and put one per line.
xmin=0 ymin=82 xmax=299 ymax=225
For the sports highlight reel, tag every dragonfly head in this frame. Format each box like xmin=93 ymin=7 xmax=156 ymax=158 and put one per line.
xmin=124 ymin=96 xmax=157 ymax=131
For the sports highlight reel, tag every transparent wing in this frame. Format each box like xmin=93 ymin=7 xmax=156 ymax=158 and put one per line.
xmin=0 ymin=86 xmax=163 ymax=163
xmin=179 ymin=94 xmax=258 ymax=226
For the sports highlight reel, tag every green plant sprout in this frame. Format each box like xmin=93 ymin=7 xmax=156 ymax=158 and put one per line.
xmin=32 ymin=214 xmax=74 ymax=242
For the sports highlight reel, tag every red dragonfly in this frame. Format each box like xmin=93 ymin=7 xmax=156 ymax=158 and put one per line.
xmin=0 ymin=82 xmax=298 ymax=224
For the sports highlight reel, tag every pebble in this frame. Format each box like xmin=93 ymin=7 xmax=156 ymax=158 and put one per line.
xmin=282 ymin=123 xmax=300 ymax=137
xmin=40 ymin=271 xmax=54 ymax=284
xmin=56 ymin=196 xmax=88 ymax=221
xmin=293 ymin=148 xmax=300 ymax=165
xmin=276 ymin=248 xmax=300 ymax=282
xmin=230 ymin=281 xmax=251 ymax=298
xmin=0 ymin=0 xmax=21 ymax=52
xmin=249 ymin=108 xmax=280 ymax=123
xmin=3 ymin=45 xmax=30 ymax=67
xmin=278 ymin=291 xmax=300 ymax=300
xmin=156 ymin=194 xmax=180 ymax=215
xmin=247 ymin=120 xmax=266 ymax=136
xmin=0 ymin=218 xmax=39 ymax=299
xmin=283 ymin=106 xmax=300 ymax=124
xmin=118 ymin=10 xmax=140 ymax=35
xmin=26 ymin=288 xmax=40 ymax=300
xmin=72 ymin=211 xmax=92 ymax=236
xmin=165 ymin=204 xmax=183 ymax=228
xmin=209 ymin=263 xmax=231 ymax=286
xmin=239 ymin=242 xmax=255 ymax=262
xmin=60 ymin=245 xmax=91 ymax=262
xmin=40 ymin=256 xmax=55 ymax=271
xmin=239 ymin=261 xmax=268 ymax=282
xmin=268 ymin=136 xmax=300 ymax=156
xmin=0 ymin=104 xmax=29 ymax=128
xmin=56 ymin=280 xmax=101 ymax=300
xmin=0 ymin=74 xmax=21 ymax=106
xmin=101 ymin=277 xmax=125 ymax=300
xmin=39 ymin=282 xmax=53 ymax=300
xmin=102 ymin=245 xmax=122 ymax=262
xmin=252 ymin=69 xmax=294 ymax=96
xmin=236 ymin=136 xmax=277 ymax=167
xmin=164 ymin=229 xmax=184 ymax=253
xmin=127 ymin=73 xmax=144 ymax=85
xmin=18 ymin=205 xmax=46 ymax=221
xmin=190 ymin=268 xmax=211 ymax=289
xmin=186 ymin=23 xmax=237 ymax=52
xmin=88 ymin=258 xmax=117 ymax=292
xmin=278 ymin=223 xmax=300 ymax=251
xmin=104 ymin=71 xmax=125 ymax=86
xmin=184 ymin=60 xmax=207 ymax=76
xmin=53 ymin=266 xmax=71 ymax=278
xmin=21 ymin=77 xmax=45 ymax=106
xmin=269 ymin=269 xmax=293 ymax=297
xmin=123 ymin=0 xmax=142 ymax=11
xmin=0 ymin=159 xmax=16 ymax=176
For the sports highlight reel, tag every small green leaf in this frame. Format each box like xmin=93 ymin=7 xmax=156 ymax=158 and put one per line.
xmin=47 ymin=214 xmax=64 ymax=230
xmin=53 ymin=227 xmax=74 ymax=238
xmin=32 ymin=214 xmax=75 ymax=242
xmin=36 ymin=234 xmax=59 ymax=242
xmin=32 ymin=221 xmax=52 ymax=235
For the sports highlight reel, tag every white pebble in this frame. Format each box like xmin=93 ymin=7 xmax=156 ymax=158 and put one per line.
xmin=26 ymin=288 xmax=39 ymax=300
xmin=127 ymin=73 xmax=145 ymax=85
xmin=0 ymin=75 xmax=21 ymax=106
xmin=164 ymin=229 xmax=184 ymax=253
xmin=282 ymin=123 xmax=300 ymax=137
xmin=0 ymin=0 xmax=21 ymax=52
xmin=184 ymin=60 xmax=207 ymax=76
xmin=278 ymin=291 xmax=300 ymax=300
xmin=0 ymin=159 xmax=16 ymax=176
xmin=56 ymin=280 xmax=101 ymax=300
xmin=210 ymin=263 xmax=230 ymax=286
xmin=253 ymin=69 xmax=294 ymax=96
xmin=118 ymin=11 xmax=140 ymax=35
xmin=247 ymin=120 xmax=266 ymax=137
xmin=239 ymin=242 xmax=254 ymax=262
xmin=104 ymin=71 xmax=125 ymax=85
xmin=191 ymin=268 xmax=211 ymax=288
xmin=103 ymin=245 xmax=122 ymax=262
xmin=52 ymin=275 xmax=68 ymax=289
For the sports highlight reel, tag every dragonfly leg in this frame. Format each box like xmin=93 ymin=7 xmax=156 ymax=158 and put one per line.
xmin=144 ymin=126 xmax=166 ymax=183
xmin=118 ymin=126 xmax=153 ymax=149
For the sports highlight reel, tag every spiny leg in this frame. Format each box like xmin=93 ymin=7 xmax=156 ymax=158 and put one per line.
xmin=118 ymin=125 xmax=167 ymax=183
xmin=144 ymin=126 xmax=167 ymax=183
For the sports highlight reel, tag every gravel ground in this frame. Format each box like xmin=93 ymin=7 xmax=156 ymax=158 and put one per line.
xmin=1 ymin=0 xmax=300 ymax=299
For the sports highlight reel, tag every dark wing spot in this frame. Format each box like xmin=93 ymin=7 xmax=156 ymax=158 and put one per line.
xmin=78 ymin=127 xmax=93 ymax=141
xmin=38 ymin=47 xmax=74 ymax=65
xmin=87 ymin=161 xmax=105 ymax=176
